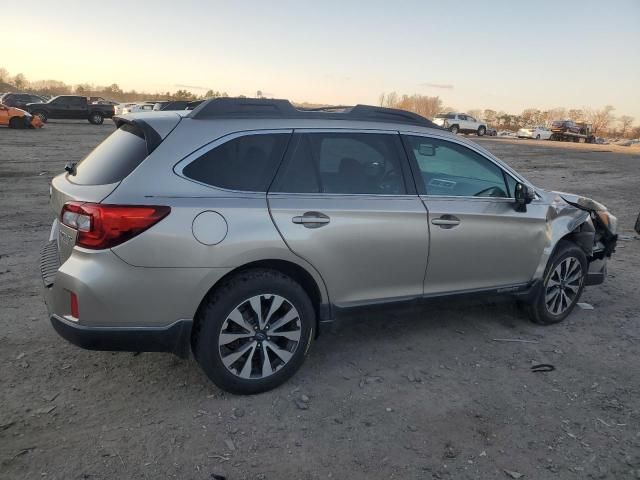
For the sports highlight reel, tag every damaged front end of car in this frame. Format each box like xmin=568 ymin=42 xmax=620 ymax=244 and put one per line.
xmin=545 ymin=192 xmax=618 ymax=286
xmin=561 ymin=195 xmax=618 ymax=260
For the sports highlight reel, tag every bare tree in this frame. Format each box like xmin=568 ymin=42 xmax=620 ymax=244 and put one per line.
xmin=567 ymin=109 xmax=585 ymax=121
xmin=467 ymin=109 xmax=483 ymax=120
xmin=380 ymin=91 xmax=398 ymax=108
xmin=379 ymin=92 xmax=442 ymax=118
xmin=618 ymin=115 xmax=635 ymax=138
xmin=13 ymin=73 xmax=27 ymax=90
xmin=587 ymin=105 xmax=615 ymax=134
xmin=483 ymin=109 xmax=497 ymax=126
xmin=0 ymin=67 xmax=8 ymax=83
xmin=521 ymin=108 xmax=544 ymax=127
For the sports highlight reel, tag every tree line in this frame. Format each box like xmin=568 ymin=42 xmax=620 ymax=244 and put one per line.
xmin=380 ymin=92 xmax=637 ymax=138
xmin=1 ymin=68 xmax=636 ymax=138
xmin=0 ymin=68 xmax=227 ymax=103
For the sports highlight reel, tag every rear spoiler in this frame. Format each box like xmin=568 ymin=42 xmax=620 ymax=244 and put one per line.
xmin=113 ymin=116 xmax=163 ymax=154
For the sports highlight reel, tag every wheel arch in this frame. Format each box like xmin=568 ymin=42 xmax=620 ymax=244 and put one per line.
xmin=532 ymin=210 xmax=595 ymax=281
xmin=191 ymin=259 xmax=330 ymax=348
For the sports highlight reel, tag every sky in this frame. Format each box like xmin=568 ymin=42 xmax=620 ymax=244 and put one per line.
xmin=4 ymin=0 xmax=640 ymax=118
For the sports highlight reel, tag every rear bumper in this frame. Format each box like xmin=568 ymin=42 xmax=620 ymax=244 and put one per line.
xmin=50 ymin=314 xmax=192 ymax=357
xmin=40 ymin=236 xmax=230 ymax=358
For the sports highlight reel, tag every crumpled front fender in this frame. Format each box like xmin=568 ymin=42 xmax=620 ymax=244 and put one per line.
xmin=532 ymin=192 xmax=593 ymax=280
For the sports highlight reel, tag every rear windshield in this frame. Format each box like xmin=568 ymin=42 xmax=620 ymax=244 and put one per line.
xmin=69 ymin=124 xmax=148 ymax=185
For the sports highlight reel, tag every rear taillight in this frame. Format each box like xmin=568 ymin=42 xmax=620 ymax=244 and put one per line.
xmin=60 ymin=202 xmax=170 ymax=249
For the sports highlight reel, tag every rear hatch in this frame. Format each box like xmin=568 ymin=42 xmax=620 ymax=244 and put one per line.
xmin=49 ymin=114 xmax=181 ymax=263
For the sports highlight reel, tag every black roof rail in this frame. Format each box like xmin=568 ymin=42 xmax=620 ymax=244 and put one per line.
xmin=188 ymin=98 xmax=439 ymax=128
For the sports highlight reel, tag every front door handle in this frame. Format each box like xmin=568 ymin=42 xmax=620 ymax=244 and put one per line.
xmin=431 ymin=215 xmax=460 ymax=229
xmin=292 ymin=211 xmax=330 ymax=228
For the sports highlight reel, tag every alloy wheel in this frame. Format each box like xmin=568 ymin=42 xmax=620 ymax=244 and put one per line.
xmin=218 ymin=294 xmax=302 ymax=379
xmin=545 ymin=257 xmax=583 ymax=315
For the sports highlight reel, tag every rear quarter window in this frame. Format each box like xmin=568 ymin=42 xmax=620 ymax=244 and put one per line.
xmin=69 ymin=124 xmax=148 ymax=185
xmin=182 ymin=133 xmax=290 ymax=192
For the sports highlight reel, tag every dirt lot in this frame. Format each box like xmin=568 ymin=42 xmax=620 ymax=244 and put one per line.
xmin=1 ymin=122 xmax=639 ymax=480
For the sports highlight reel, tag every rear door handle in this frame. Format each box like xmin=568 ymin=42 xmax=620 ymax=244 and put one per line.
xmin=431 ymin=215 xmax=460 ymax=229
xmin=292 ymin=211 xmax=330 ymax=228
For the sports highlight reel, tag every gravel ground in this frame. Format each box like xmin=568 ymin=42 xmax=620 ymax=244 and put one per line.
xmin=1 ymin=122 xmax=639 ymax=480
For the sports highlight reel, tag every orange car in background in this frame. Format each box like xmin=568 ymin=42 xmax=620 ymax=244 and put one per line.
xmin=0 ymin=103 xmax=44 ymax=128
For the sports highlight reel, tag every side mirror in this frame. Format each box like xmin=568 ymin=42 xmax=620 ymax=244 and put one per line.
xmin=514 ymin=182 xmax=535 ymax=212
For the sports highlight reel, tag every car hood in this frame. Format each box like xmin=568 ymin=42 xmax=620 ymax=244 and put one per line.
xmin=9 ymin=106 xmax=30 ymax=116
xmin=538 ymin=189 xmax=609 ymax=213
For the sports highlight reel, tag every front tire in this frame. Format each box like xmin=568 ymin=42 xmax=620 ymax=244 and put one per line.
xmin=88 ymin=112 xmax=104 ymax=125
xmin=527 ymin=240 xmax=587 ymax=325
xmin=477 ymin=126 xmax=486 ymax=136
xmin=536 ymin=134 xmax=541 ymax=139
xmin=193 ymin=269 xmax=315 ymax=394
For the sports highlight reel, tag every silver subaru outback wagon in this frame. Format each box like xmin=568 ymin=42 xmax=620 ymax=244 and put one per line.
xmin=40 ymin=98 xmax=618 ymax=394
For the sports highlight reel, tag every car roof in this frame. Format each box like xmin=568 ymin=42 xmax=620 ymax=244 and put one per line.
xmin=188 ymin=98 xmax=440 ymax=130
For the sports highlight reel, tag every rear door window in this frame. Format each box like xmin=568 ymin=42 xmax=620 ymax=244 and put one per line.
xmin=182 ymin=133 xmax=290 ymax=191
xmin=69 ymin=124 xmax=149 ymax=185
xmin=273 ymin=132 xmax=407 ymax=195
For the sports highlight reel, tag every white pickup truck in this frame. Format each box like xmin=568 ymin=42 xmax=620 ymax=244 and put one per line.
xmin=433 ymin=112 xmax=487 ymax=136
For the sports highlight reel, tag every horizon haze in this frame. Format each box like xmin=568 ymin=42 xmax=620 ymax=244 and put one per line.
xmin=4 ymin=0 xmax=640 ymax=118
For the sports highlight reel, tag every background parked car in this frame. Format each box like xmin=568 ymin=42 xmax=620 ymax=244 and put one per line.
xmin=89 ymin=97 xmax=119 ymax=105
xmin=114 ymin=103 xmax=137 ymax=115
xmin=124 ymin=102 xmax=157 ymax=114
xmin=0 ymin=103 xmax=44 ymax=129
xmin=517 ymin=126 xmax=552 ymax=140
xmin=486 ymin=127 xmax=497 ymax=136
xmin=186 ymin=100 xmax=204 ymax=110
xmin=1 ymin=92 xmax=46 ymax=110
xmin=432 ymin=112 xmax=487 ymax=136
xmin=153 ymin=100 xmax=191 ymax=111
xmin=26 ymin=95 xmax=115 ymax=124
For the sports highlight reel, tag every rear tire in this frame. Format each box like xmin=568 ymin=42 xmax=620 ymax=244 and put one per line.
xmin=449 ymin=125 xmax=459 ymax=134
xmin=477 ymin=126 xmax=486 ymax=136
xmin=192 ymin=269 xmax=315 ymax=394
xmin=88 ymin=112 xmax=104 ymax=125
xmin=527 ymin=240 xmax=587 ymax=325
xmin=8 ymin=117 xmax=25 ymax=129
xmin=536 ymin=134 xmax=541 ymax=139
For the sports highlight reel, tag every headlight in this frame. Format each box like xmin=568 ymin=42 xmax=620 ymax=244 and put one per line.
xmin=596 ymin=211 xmax=618 ymax=234
xmin=575 ymin=196 xmax=607 ymax=212
xmin=563 ymin=195 xmax=617 ymax=234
